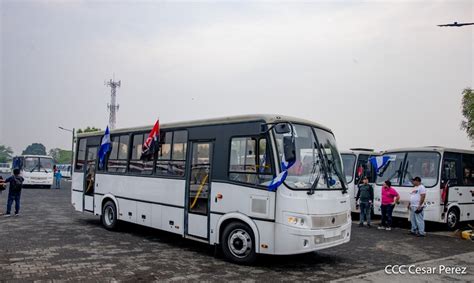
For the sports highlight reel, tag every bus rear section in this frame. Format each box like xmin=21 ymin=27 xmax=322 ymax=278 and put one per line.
xmin=71 ymin=115 xmax=351 ymax=264
xmin=13 ymin=155 xmax=54 ymax=188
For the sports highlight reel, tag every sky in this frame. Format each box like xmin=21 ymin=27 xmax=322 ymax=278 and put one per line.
xmin=0 ymin=0 xmax=473 ymax=155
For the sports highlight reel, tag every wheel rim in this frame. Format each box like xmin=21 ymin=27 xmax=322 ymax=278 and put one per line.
xmin=104 ymin=206 xmax=115 ymax=226
xmin=228 ymin=229 xmax=252 ymax=259
xmin=447 ymin=211 xmax=457 ymax=228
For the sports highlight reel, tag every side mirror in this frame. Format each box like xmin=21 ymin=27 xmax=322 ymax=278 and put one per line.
xmin=283 ymin=136 xmax=296 ymax=164
xmin=275 ymin=123 xmax=291 ymax=134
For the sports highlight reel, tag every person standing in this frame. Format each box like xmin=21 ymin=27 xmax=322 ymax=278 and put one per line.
xmin=55 ymin=170 xmax=62 ymax=189
xmin=0 ymin=176 xmax=5 ymax=216
xmin=378 ymin=180 xmax=400 ymax=231
xmin=356 ymin=176 xmax=374 ymax=227
xmin=408 ymin=176 xmax=426 ymax=237
xmin=0 ymin=168 xmax=24 ymax=216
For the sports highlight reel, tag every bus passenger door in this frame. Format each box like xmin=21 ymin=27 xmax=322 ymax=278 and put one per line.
xmin=83 ymin=146 xmax=98 ymax=213
xmin=185 ymin=141 xmax=213 ymax=240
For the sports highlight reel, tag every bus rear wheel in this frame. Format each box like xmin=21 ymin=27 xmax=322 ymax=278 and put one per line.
xmin=446 ymin=207 xmax=460 ymax=230
xmin=101 ymin=201 xmax=118 ymax=230
xmin=221 ymin=222 xmax=257 ymax=264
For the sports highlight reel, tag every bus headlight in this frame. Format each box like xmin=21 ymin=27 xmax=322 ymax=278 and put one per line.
xmin=286 ymin=215 xmax=308 ymax=228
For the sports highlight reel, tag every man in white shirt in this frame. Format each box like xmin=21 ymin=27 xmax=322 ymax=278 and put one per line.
xmin=408 ymin=176 xmax=426 ymax=237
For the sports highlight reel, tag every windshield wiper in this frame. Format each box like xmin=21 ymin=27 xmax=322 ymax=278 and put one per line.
xmin=308 ymin=165 xmax=322 ymax=195
xmin=39 ymin=164 xmax=49 ymax=173
xmin=325 ymin=158 xmax=347 ymax=192
xmin=30 ymin=164 xmax=39 ymax=173
xmin=314 ymin=142 xmax=332 ymax=189
xmin=378 ymin=160 xmax=392 ymax=177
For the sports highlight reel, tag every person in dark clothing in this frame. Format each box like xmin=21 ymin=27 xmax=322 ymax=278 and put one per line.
xmin=0 ymin=168 xmax=24 ymax=216
xmin=356 ymin=176 xmax=374 ymax=227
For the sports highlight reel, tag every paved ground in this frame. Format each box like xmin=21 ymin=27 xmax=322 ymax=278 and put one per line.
xmin=0 ymin=177 xmax=473 ymax=282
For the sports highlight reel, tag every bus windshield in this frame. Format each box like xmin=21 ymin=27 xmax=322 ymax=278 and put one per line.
xmin=402 ymin=152 xmax=440 ymax=187
xmin=376 ymin=152 xmax=405 ymax=185
xmin=341 ymin=154 xmax=356 ymax=183
xmin=23 ymin=157 xmax=54 ymax=173
xmin=274 ymin=124 xmax=345 ymax=190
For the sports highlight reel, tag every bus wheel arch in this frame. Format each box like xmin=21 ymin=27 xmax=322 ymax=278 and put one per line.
xmin=446 ymin=206 xmax=460 ymax=230
xmin=219 ymin=219 xmax=258 ymax=264
xmin=216 ymin=213 xmax=260 ymax=253
xmin=101 ymin=195 xmax=119 ymax=230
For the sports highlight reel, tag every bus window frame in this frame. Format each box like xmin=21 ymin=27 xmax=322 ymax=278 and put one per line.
xmin=385 ymin=151 xmax=442 ymax=189
xmin=441 ymin=152 xmax=462 ymax=187
xmin=341 ymin=153 xmax=356 ymax=184
xmin=106 ymin=134 xmax=131 ymax=174
xmin=128 ymin=132 xmax=155 ymax=176
xmin=227 ymin=134 xmax=275 ymax=188
xmin=461 ymin=153 xmax=474 ymax=186
xmin=155 ymin=130 xmax=188 ymax=179
xmin=74 ymin=138 xmax=87 ymax=172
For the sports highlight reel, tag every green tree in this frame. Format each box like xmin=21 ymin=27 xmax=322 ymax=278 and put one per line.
xmin=0 ymin=145 xmax=14 ymax=163
xmin=22 ymin=143 xmax=47 ymax=155
xmin=461 ymin=88 xmax=474 ymax=142
xmin=49 ymin=148 xmax=72 ymax=164
xmin=77 ymin=126 xmax=101 ymax=134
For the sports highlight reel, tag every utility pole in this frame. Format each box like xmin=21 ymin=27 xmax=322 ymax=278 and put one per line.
xmin=106 ymin=78 xmax=121 ymax=130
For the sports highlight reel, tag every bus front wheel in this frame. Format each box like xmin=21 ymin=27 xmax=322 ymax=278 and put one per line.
xmin=446 ymin=207 xmax=460 ymax=230
xmin=221 ymin=222 xmax=257 ymax=264
xmin=101 ymin=201 xmax=118 ymax=230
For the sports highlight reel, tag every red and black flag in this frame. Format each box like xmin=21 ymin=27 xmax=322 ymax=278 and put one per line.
xmin=141 ymin=119 xmax=160 ymax=160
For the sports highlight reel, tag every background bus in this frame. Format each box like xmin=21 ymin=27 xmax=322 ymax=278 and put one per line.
xmin=341 ymin=149 xmax=379 ymax=213
xmin=12 ymin=155 xmax=54 ymax=188
xmin=374 ymin=146 xmax=474 ymax=229
xmin=0 ymin=163 xmax=11 ymax=173
xmin=71 ymin=115 xmax=351 ymax=264
xmin=56 ymin=164 xmax=72 ymax=178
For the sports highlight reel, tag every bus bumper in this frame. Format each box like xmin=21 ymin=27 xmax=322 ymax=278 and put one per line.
xmin=273 ymin=221 xmax=351 ymax=255
xmin=22 ymin=178 xmax=53 ymax=186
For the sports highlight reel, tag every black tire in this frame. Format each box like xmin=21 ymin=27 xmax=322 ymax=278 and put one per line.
xmin=101 ymin=200 xmax=118 ymax=230
xmin=446 ymin=207 xmax=460 ymax=230
xmin=221 ymin=222 xmax=257 ymax=264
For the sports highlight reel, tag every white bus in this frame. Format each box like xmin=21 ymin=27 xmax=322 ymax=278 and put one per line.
xmin=56 ymin=164 xmax=72 ymax=178
xmin=341 ymin=149 xmax=379 ymax=213
xmin=71 ymin=115 xmax=351 ymax=264
xmin=374 ymin=146 xmax=474 ymax=229
xmin=12 ymin=155 xmax=54 ymax=188
xmin=0 ymin=163 xmax=11 ymax=173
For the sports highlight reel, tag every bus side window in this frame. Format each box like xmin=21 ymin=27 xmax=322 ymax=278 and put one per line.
xmin=75 ymin=138 xmax=87 ymax=171
xmin=228 ymin=136 xmax=273 ymax=186
xmin=130 ymin=133 xmax=154 ymax=175
xmin=442 ymin=159 xmax=458 ymax=186
xmin=107 ymin=135 xmax=129 ymax=173
xmin=155 ymin=130 xmax=187 ymax=177
xmin=462 ymin=154 xmax=474 ymax=186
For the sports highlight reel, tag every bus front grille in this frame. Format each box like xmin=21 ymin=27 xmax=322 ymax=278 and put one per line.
xmin=312 ymin=213 xmax=347 ymax=229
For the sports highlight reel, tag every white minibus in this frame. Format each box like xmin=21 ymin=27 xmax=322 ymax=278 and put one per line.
xmin=374 ymin=147 xmax=474 ymax=229
xmin=71 ymin=115 xmax=351 ymax=263
xmin=12 ymin=155 xmax=54 ymax=188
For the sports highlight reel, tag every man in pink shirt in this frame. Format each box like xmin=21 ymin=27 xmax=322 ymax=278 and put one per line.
xmin=378 ymin=180 xmax=400 ymax=231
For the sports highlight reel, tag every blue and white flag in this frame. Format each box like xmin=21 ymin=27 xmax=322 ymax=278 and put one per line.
xmin=268 ymin=160 xmax=295 ymax=192
xmin=98 ymin=126 xmax=111 ymax=169
xmin=369 ymin=155 xmax=395 ymax=173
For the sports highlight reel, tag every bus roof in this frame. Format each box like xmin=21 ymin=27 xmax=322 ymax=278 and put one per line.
xmin=340 ymin=149 xmax=380 ymax=156
xmin=77 ymin=114 xmax=333 ymax=138
xmin=381 ymin=146 xmax=474 ymax=155
xmin=14 ymin=155 xmax=53 ymax=159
